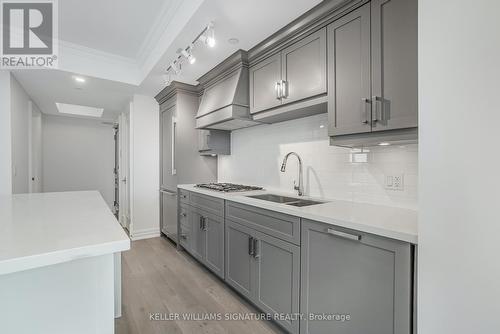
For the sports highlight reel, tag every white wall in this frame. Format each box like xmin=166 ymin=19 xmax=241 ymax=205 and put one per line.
xmin=0 ymin=71 xmax=12 ymax=195
xmin=219 ymin=114 xmax=418 ymax=209
xmin=10 ymin=74 xmax=31 ymax=194
xmin=419 ymin=0 xmax=500 ymax=333
xmin=129 ymin=95 xmax=160 ymax=239
xmin=42 ymin=115 xmax=115 ymax=208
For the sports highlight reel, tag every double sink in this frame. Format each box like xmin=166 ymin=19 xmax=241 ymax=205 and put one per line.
xmin=246 ymin=194 xmax=324 ymax=207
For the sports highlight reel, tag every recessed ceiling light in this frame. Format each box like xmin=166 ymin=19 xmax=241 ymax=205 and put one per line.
xmin=56 ymin=103 xmax=103 ymax=118
xmin=73 ymin=76 xmax=86 ymax=83
xmin=378 ymin=142 xmax=391 ymax=146
xmin=228 ymin=38 xmax=239 ymax=45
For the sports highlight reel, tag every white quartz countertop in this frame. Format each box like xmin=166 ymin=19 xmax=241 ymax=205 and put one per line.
xmin=0 ymin=191 xmax=130 ymax=276
xmin=179 ymin=184 xmax=418 ymax=244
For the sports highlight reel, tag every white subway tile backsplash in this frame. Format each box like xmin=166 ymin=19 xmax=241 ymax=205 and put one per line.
xmin=218 ymin=113 xmax=418 ymax=210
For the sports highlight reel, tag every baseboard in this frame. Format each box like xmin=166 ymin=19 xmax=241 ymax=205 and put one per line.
xmin=130 ymin=228 xmax=160 ymax=241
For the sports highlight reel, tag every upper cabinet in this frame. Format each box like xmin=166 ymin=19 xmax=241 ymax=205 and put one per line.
xmin=249 ymin=53 xmax=282 ymax=114
xmin=371 ymin=0 xmax=418 ymax=132
xmin=249 ymin=28 xmax=327 ymax=122
xmin=327 ymin=4 xmax=371 ymax=136
xmin=281 ymin=28 xmax=327 ymax=105
xmin=328 ymin=0 xmax=418 ymax=146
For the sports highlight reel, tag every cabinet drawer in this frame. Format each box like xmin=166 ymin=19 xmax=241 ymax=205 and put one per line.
xmin=225 ymin=201 xmax=300 ymax=245
xmin=179 ymin=205 xmax=189 ymax=225
xmin=179 ymin=189 xmax=190 ymax=204
xmin=190 ymin=192 xmax=224 ymax=217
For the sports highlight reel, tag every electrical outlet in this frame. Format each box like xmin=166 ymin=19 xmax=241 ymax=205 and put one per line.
xmin=385 ymin=174 xmax=404 ymax=191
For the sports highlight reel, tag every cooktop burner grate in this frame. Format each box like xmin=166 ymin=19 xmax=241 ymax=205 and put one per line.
xmin=195 ymin=183 xmax=264 ymax=192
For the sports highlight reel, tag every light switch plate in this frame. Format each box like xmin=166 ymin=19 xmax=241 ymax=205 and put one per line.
xmin=385 ymin=174 xmax=404 ymax=191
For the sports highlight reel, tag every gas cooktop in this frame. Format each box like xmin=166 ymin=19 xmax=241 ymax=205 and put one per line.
xmin=195 ymin=183 xmax=264 ymax=192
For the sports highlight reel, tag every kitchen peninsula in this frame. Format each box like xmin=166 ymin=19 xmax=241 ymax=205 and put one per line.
xmin=0 ymin=191 xmax=130 ymax=334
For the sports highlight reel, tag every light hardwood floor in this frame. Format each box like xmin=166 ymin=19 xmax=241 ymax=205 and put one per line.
xmin=115 ymin=237 xmax=284 ymax=334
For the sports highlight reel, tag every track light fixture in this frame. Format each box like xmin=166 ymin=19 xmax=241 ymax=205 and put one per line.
xmin=181 ymin=46 xmax=196 ymax=64
xmin=164 ymin=22 xmax=216 ymax=85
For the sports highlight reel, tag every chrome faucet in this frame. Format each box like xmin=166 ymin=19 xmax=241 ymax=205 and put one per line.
xmin=280 ymin=152 xmax=303 ymax=196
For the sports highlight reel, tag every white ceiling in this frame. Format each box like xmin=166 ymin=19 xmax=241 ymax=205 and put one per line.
xmin=59 ymin=0 xmax=174 ymax=59
xmin=13 ymin=70 xmax=136 ymax=121
xmin=16 ymin=0 xmax=323 ymax=121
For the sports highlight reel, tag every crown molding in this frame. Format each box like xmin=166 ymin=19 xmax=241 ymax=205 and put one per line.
xmin=58 ymin=40 xmax=142 ymax=85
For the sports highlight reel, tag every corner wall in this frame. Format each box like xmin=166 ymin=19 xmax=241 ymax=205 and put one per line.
xmin=129 ymin=95 xmax=160 ymax=240
xmin=418 ymin=0 xmax=500 ymax=332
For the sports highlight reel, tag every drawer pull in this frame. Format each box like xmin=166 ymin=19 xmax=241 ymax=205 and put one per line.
xmin=327 ymin=228 xmax=361 ymax=241
xmin=253 ymin=238 xmax=260 ymax=258
xmin=248 ymin=237 xmax=255 ymax=256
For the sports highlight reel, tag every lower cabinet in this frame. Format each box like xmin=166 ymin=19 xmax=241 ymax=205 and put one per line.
xmin=225 ymin=220 xmax=300 ymax=334
xmin=189 ymin=207 xmax=225 ymax=279
xmin=178 ymin=205 xmax=190 ymax=249
xmin=300 ymin=219 xmax=413 ymax=334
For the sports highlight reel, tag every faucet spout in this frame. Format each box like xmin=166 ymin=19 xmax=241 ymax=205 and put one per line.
xmin=280 ymin=152 xmax=304 ymax=196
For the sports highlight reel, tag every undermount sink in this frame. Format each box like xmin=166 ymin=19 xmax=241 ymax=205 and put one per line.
xmin=246 ymin=194 xmax=325 ymax=207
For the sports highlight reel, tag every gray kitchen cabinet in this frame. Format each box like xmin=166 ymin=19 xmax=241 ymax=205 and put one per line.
xmin=249 ymin=28 xmax=327 ymax=116
xmin=370 ymin=0 xmax=418 ymax=132
xmin=189 ymin=208 xmax=205 ymax=262
xmin=198 ymin=129 xmax=231 ymax=156
xmin=225 ymin=220 xmax=254 ymax=299
xmin=189 ymin=206 xmax=225 ymax=279
xmin=249 ymin=53 xmax=282 ymax=114
xmin=281 ymin=28 xmax=327 ymax=105
xmin=328 ymin=4 xmax=371 ymax=136
xmin=178 ymin=205 xmax=190 ymax=249
xmin=328 ymin=0 xmax=418 ymax=145
xmin=225 ymin=219 xmax=300 ymax=334
xmin=300 ymin=219 xmax=413 ymax=334
xmin=253 ymin=230 xmax=300 ymax=334
xmin=203 ymin=212 xmax=224 ymax=278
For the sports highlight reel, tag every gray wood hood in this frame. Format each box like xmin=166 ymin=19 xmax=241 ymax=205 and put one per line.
xmin=195 ymin=50 xmax=261 ymax=131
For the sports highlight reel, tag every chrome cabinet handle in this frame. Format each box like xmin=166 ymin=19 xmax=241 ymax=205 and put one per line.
xmin=281 ymin=80 xmax=288 ymax=98
xmin=253 ymin=238 xmax=260 ymax=258
xmin=199 ymin=217 xmax=204 ymax=230
xmin=203 ymin=217 xmax=208 ymax=231
xmin=171 ymin=117 xmax=177 ymax=175
xmin=275 ymin=81 xmax=282 ymax=100
xmin=361 ymin=98 xmax=370 ymax=124
xmin=181 ymin=212 xmax=187 ymax=217
xmin=248 ymin=237 xmax=255 ymax=256
xmin=327 ymin=228 xmax=362 ymax=241
xmin=372 ymin=96 xmax=382 ymax=123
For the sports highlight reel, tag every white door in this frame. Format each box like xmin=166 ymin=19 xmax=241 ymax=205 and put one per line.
xmin=118 ymin=112 xmax=130 ymax=230
xmin=28 ymin=102 xmax=42 ymax=193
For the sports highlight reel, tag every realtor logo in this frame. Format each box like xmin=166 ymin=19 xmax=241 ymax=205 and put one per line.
xmin=0 ymin=0 xmax=58 ymax=68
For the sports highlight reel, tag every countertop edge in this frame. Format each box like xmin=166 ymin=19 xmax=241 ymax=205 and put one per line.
xmin=0 ymin=238 xmax=131 ymax=276
xmin=178 ymin=184 xmax=418 ymax=244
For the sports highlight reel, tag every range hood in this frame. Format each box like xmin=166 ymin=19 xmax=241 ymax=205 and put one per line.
xmin=196 ymin=50 xmax=260 ymax=131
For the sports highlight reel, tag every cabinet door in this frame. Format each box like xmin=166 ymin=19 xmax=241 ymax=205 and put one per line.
xmin=253 ymin=231 xmax=300 ymax=334
xmin=371 ymin=0 xmax=418 ymax=131
xmin=204 ymin=214 xmax=224 ymax=279
xmin=328 ymin=4 xmax=372 ymax=136
xmin=249 ymin=53 xmax=282 ymax=114
xmin=300 ymin=220 xmax=412 ymax=334
xmin=225 ymin=220 xmax=255 ymax=299
xmin=282 ymin=27 xmax=327 ymax=105
xmin=189 ymin=208 xmax=205 ymax=262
